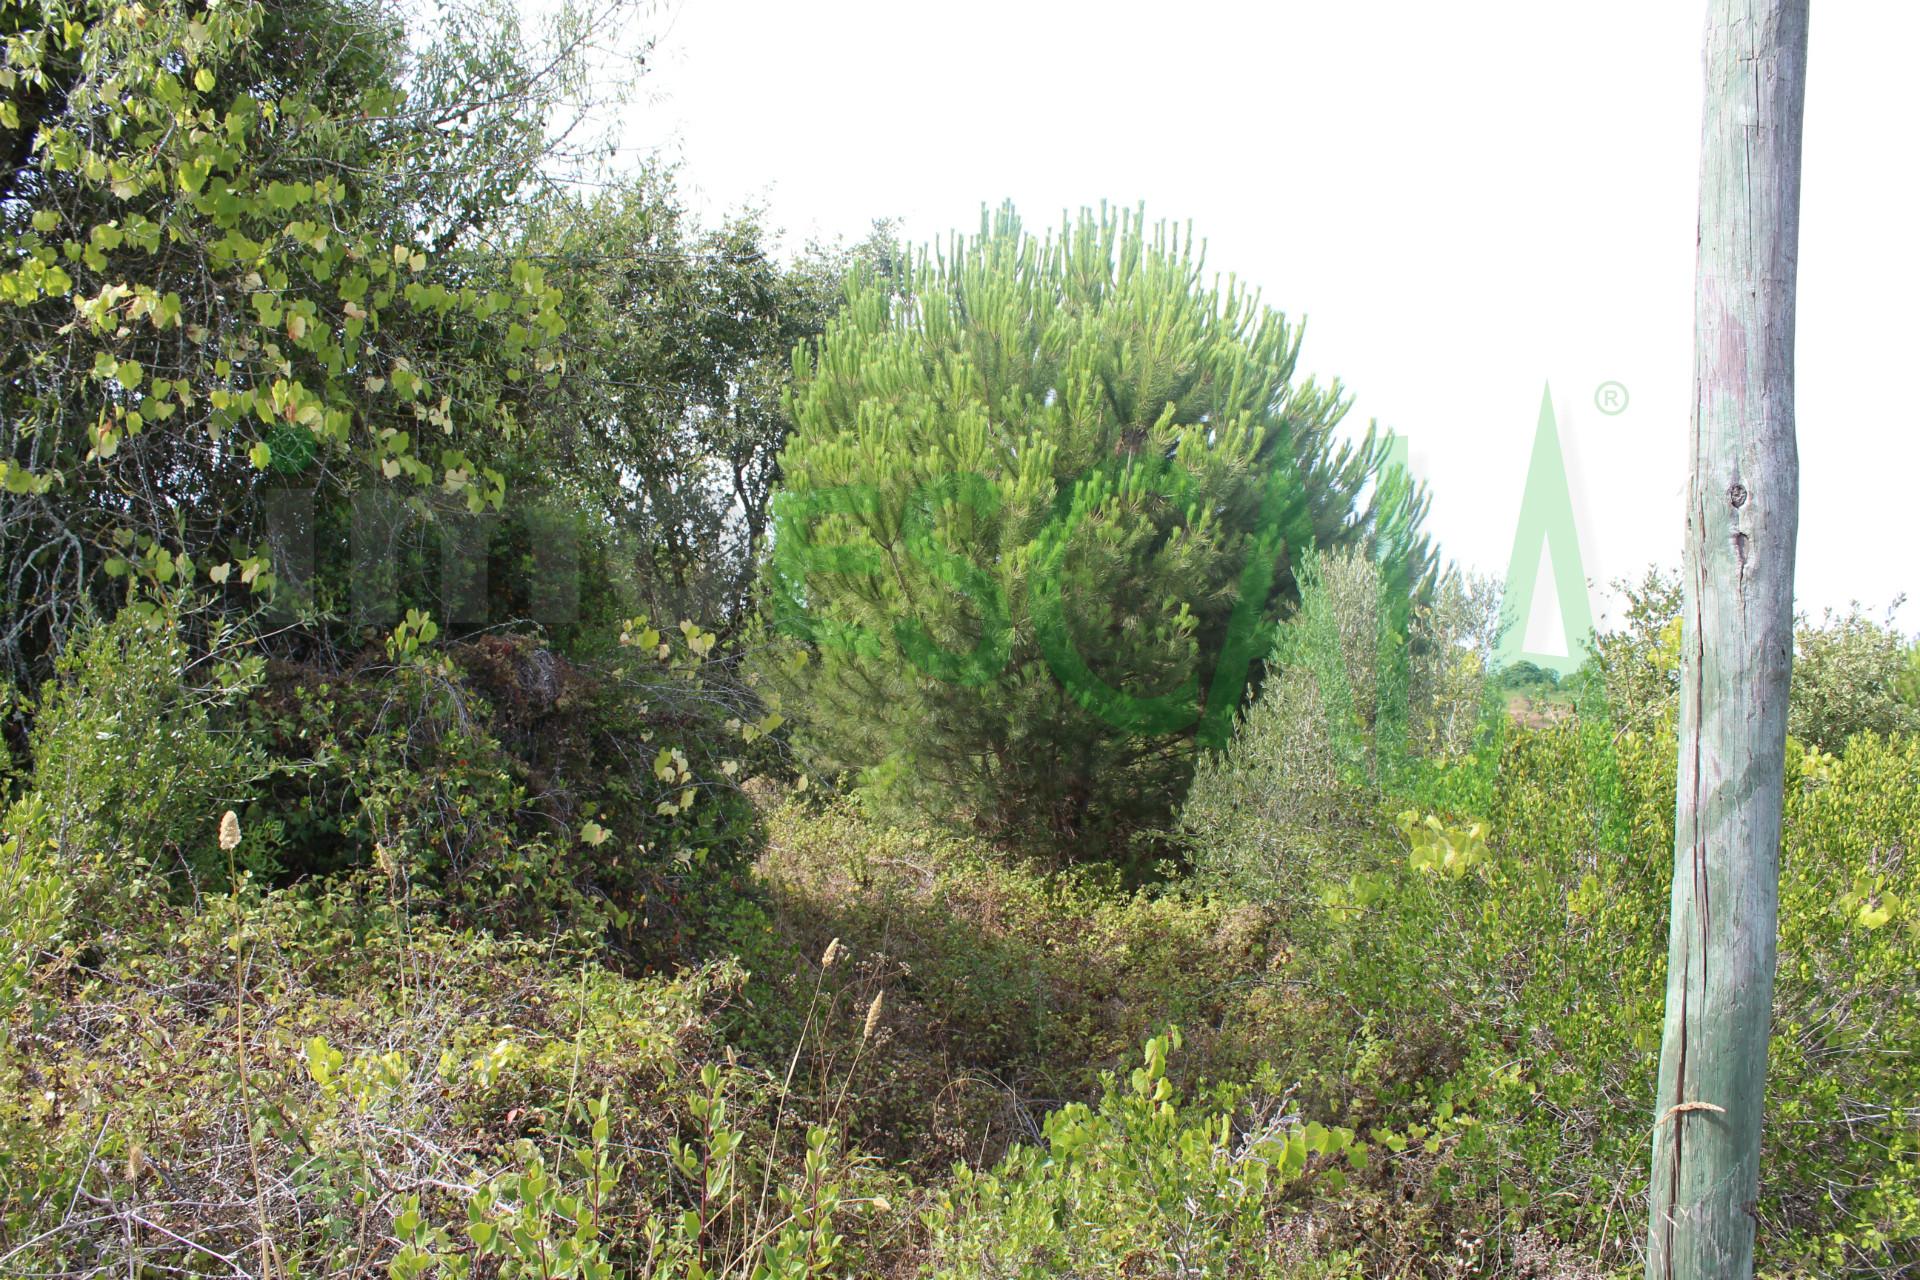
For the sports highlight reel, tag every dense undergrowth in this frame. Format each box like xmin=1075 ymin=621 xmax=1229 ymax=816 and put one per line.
xmin=3 ymin=581 xmax=1917 ymax=1277
xmin=2 ymin=0 xmax=1915 ymax=1268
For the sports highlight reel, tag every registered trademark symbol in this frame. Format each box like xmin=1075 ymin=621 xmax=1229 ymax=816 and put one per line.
xmin=1594 ymin=380 xmax=1630 ymax=415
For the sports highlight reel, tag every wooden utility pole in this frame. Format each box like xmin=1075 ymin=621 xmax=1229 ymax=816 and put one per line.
xmin=1646 ymin=3 xmax=1809 ymax=1278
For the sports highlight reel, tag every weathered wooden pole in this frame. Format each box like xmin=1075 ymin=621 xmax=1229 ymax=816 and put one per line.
xmin=1646 ymin=3 xmax=1809 ymax=1278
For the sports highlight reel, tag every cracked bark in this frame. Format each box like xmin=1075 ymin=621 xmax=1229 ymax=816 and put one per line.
xmin=1645 ymin=4 xmax=1808 ymax=1278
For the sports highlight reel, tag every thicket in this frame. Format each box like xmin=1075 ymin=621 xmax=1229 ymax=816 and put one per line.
xmin=1180 ymin=558 xmax=1920 ymax=1275
xmin=5 ymin=0 xmax=1920 ymax=1272
xmin=1181 ymin=547 xmax=1499 ymax=913
xmin=0 ymin=0 xmax=878 ymax=931
xmin=0 ymin=871 xmax=909 ymax=1277
xmin=0 ymin=0 xmax=886 ymax=689
xmin=5 ymin=587 xmax=1919 ymax=1275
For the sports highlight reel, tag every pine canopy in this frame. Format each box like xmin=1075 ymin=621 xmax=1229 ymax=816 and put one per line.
xmin=767 ymin=203 xmax=1430 ymax=860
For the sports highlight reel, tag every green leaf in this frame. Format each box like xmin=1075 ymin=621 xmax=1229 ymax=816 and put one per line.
xmin=179 ymin=156 xmax=212 ymax=194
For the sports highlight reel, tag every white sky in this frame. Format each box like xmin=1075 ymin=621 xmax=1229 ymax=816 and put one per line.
xmin=592 ymin=0 xmax=1919 ymax=638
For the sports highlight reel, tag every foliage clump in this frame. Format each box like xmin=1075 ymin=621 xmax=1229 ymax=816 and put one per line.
xmin=246 ymin=616 xmax=764 ymax=961
xmin=4 ymin=597 xmax=267 ymax=938
xmin=1581 ymin=568 xmax=1920 ymax=751
xmin=1185 ymin=562 xmax=1920 ymax=1274
xmin=1181 ymin=547 xmax=1499 ymax=909
xmin=919 ymin=1031 xmax=1365 ymax=1280
xmin=1788 ymin=602 xmax=1920 ymax=750
xmin=0 ymin=0 xmax=579 ymax=676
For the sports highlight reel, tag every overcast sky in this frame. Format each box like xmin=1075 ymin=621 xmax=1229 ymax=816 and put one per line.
xmin=589 ymin=0 xmax=1918 ymax=650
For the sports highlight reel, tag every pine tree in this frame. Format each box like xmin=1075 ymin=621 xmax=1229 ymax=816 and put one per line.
xmin=766 ymin=204 xmax=1428 ymax=862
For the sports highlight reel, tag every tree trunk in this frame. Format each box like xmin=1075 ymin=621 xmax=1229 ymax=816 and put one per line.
xmin=1646 ymin=3 xmax=1809 ymax=1278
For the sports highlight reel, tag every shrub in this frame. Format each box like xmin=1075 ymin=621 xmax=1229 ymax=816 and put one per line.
xmin=249 ymin=616 xmax=764 ymax=964
xmin=0 ymin=877 xmax=903 ymax=1278
xmin=1491 ymin=659 xmax=1560 ymax=693
xmin=1573 ymin=566 xmax=1686 ymax=738
xmin=1188 ymin=561 xmax=1920 ymax=1274
xmin=1181 ymin=549 xmax=1498 ymax=911
xmin=3 ymin=595 xmax=269 ymax=922
xmin=1406 ymin=568 xmax=1504 ymax=763
xmin=1788 ymin=603 xmax=1920 ymax=751
xmin=1264 ymin=720 xmax=1920 ymax=1276
xmin=1579 ymin=568 xmax=1919 ymax=752
xmin=0 ymin=878 xmax=701 ymax=1272
xmin=766 ymin=204 xmax=1430 ymax=863
xmin=919 ymin=1031 xmax=1363 ymax=1280
xmin=1897 ymin=643 xmax=1920 ymax=709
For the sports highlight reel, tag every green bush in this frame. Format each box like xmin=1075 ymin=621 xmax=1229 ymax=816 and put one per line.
xmin=0 ymin=794 xmax=66 ymax=1022
xmin=1186 ymin=560 xmax=1920 ymax=1274
xmin=1491 ymin=659 xmax=1560 ymax=694
xmin=249 ymin=615 xmax=764 ymax=963
xmin=1789 ymin=604 xmax=1920 ymax=751
xmin=1236 ymin=719 xmax=1920 ymax=1276
xmin=919 ymin=1031 xmax=1363 ymax=1280
xmin=0 ymin=0 xmax=576 ymax=682
xmin=1181 ymin=548 xmax=1499 ymax=912
xmin=1359 ymin=725 xmax=1912 ymax=1274
xmin=1579 ymin=569 xmax=1920 ymax=753
xmin=1896 ymin=643 xmax=1920 ymax=709
xmin=3 ymin=595 xmax=269 ymax=920
xmin=1575 ymin=567 xmax=1685 ymax=738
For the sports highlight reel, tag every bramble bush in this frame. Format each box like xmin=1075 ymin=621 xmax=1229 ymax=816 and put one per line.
xmin=0 ymin=592 xmax=898 ymax=1276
